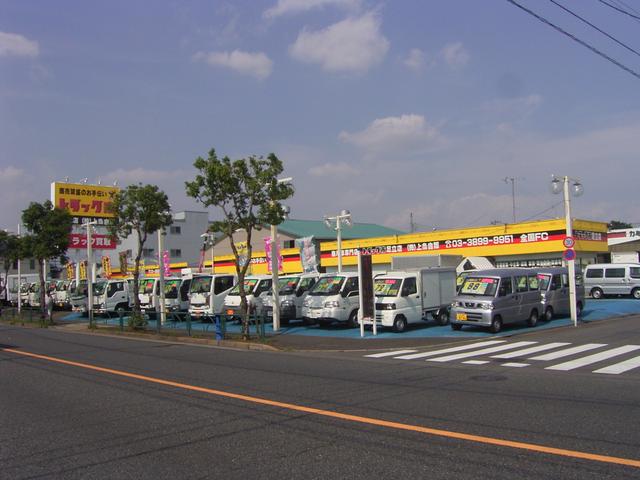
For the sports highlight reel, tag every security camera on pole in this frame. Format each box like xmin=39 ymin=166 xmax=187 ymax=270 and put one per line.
xmin=550 ymin=174 xmax=584 ymax=327
xmin=324 ymin=210 xmax=353 ymax=273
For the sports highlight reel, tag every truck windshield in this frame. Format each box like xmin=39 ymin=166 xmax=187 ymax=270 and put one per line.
xmin=229 ymin=279 xmax=258 ymax=295
xmin=278 ymin=277 xmax=300 ymax=294
xmin=55 ymin=281 xmax=67 ymax=291
xmin=93 ymin=281 xmax=107 ymax=296
xmin=73 ymin=281 xmax=88 ymax=296
xmin=139 ymin=279 xmax=155 ymax=294
xmin=164 ymin=279 xmax=181 ymax=298
xmin=374 ymin=278 xmax=402 ymax=297
xmin=459 ymin=277 xmax=499 ymax=296
xmin=308 ymin=276 xmax=345 ymax=296
xmin=190 ymin=276 xmax=212 ymax=294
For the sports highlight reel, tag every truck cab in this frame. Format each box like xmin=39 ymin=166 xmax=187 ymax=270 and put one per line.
xmin=93 ymin=279 xmax=132 ymax=315
xmin=262 ymin=273 xmax=319 ymax=324
xmin=138 ymin=278 xmax=161 ymax=317
xmin=188 ymin=274 xmax=236 ymax=319
xmin=70 ymin=280 xmax=89 ymax=314
xmin=301 ymin=272 xmax=360 ymax=327
xmin=164 ymin=277 xmax=192 ymax=315
xmin=374 ymin=268 xmax=456 ymax=332
xmin=54 ymin=280 xmax=72 ymax=310
xmin=223 ymin=275 xmax=272 ymax=319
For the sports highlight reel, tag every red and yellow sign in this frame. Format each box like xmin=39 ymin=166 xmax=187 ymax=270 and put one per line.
xmin=69 ymin=233 xmax=116 ymax=250
xmin=102 ymin=256 xmax=112 ymax=279
xmin=51 ymin=182 xmax=119 ymax=218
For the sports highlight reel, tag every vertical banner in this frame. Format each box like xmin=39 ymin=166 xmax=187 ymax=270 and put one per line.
xmin=264 ymin=237 xmax=282 ymax=273
xmin=358 ymin=252 xmax=376 ymax=337
xmin=295 ymin=236 xmax=319 ymax=273
xmin=235 ymin=241 xmax=249 ymax=268
xmin=101 ymin=256 xmax=112 ymax=279
xmin=162 ymin=250 xmax=171 ymax=277
xmin=79 ymin=260 xmax=87 ymax=280
xmin=119 ymin=251 xmax=128 ymax=275
xmin=66 ymin=262 xmax=75 ymax=280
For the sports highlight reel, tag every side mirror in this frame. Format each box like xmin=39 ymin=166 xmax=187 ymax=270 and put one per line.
xmin=296 ymin=288 xmax=304 ymax=297
xmin=498 ymin=287 xmax=506 ymax=297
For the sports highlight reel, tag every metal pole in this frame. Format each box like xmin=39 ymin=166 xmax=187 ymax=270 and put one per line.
xmin=563 ymin=176 xmax=578 ymax=327
xmin=271 ymin=224 xmax=280 ymax=332
xmin=17 ymin=224 xmax=21 ymax=315
xmin=210 ymin=236 xmax=215 ymax=274
xmin=511 ymin=178 xmax=516 ymax=223
xmin=158 ymin=228 xmax=166 ymax=328
xmin=86 ymin=222 xmax=94 ymax=325
xmin=337 ymin=220 xmax=343 ymax=273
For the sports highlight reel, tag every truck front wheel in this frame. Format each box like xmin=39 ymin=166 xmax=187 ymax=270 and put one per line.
xmin=437 ymin=309 xmax=449 ymax=326
xmin=347 ymin=309 xmax=359 ymax=328
xmin=393 ymin=315 xmax=408 ymax=333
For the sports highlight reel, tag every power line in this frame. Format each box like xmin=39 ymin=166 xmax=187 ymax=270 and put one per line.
xmin=549 ymin=0 xmax=640 ymax=58
xmin=598 ymin=0 xmax=640 ymax=21
xmin=520 ymin=200 xmax=564 ymax=222
xmin=505 ymin=0 xmax=640 ymax=80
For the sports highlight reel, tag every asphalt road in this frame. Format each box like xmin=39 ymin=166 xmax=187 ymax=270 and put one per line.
xmin=1 ymin=319 xmax=639 ymax=479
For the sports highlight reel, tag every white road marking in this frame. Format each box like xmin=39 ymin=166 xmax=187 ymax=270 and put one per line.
xmin=393 ymin=340 xmax=506 ymax=360
xmin=593 ymin=355 xmax=640 ymax=375
xmin=501 ymin=362 xmax=530 ymax=368
xmin=427 ymin=341 xmax=537 ymax=362
xmin=546 ymin=345 xmax=640 ymax=371
xmin=462 ymin=360 xmax=490 ymax=365
xmin=491 ymin=342 xmax=571 ymax=359
xmin=529 ymin=344 xmax=606 ymax=361
xmin=365 ymin=350 xmax=418 ymax=358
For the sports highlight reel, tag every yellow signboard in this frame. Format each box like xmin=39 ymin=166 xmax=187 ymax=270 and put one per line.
xmin=51 ymin=182 xmax=119 ymax=218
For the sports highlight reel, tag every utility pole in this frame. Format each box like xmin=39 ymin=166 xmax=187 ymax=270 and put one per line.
xmin=503 ymin=177 xmax=522 ymax=223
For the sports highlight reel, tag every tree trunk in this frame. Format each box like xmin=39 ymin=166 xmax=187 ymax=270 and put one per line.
xmin=38 ymin=259 xmax=46 ymax=319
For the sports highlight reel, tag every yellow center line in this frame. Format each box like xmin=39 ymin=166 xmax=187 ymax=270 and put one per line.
xmin=3 ymin=347 xmax=639 ymax=469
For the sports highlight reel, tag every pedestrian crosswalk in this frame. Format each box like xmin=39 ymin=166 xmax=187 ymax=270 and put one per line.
xmin=364 ymin=340 xmax=640 ymax=376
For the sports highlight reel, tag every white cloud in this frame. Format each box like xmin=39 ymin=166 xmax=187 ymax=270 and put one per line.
xmin=440 ymin=42 xmax=469 ymax=68
xmin=0 ymin=31 xmax=39 ymax=58
xmin=289 ymin=12 xmax=389 ymax=73
xmin=339 ymin=114 xmax=445 ymax=155
xmin=482 ymin=94 xmax=543 ymax=126
xmin=193 ymin=50 xmax=273 ymax=80
xmin=403 ymin=48 xmax=427 ymax=71
xmin=309 ymin=162 xmax=358 ymax=177
xmin=264 ymin=0 xmax=360 ymax=19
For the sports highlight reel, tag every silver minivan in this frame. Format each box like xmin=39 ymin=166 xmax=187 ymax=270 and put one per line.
xmin=584 ymin=263 xmax=640 ymax=299
xmin=450 ymin=268 xmax=542 ymax=333
xmin=536 ymin=267 xmax=585 ymax=321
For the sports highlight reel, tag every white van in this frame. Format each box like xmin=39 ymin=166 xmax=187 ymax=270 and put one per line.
xmin=450 ymin=268 xmax=543 ymax=333
xmin=262 ymin=273 xmax=319 ymax=324
xmin=223 ymin=275 xmax=272 ymax=319
xmin=536 ymin=267 xmax=585 ymax=320
xmin=189 ymin=274 xmax=236 ymax=319
xmin=584 ymin=263 xmax=640 ymax=299
xmin=301 ymin=272 xmax=360 ymax=327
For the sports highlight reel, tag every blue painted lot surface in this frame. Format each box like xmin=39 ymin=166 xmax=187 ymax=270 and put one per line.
xmin=61 ymin=298 xmax=640 ymax=340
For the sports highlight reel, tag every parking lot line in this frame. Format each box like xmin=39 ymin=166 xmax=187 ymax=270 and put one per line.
xmin=365 ymin=350 xmax=418 ymax=358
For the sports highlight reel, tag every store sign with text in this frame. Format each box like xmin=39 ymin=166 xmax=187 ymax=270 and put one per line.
xmin=69 ymin=233 xmax=116 ymax=250
xmin=51 ymin=182 xmax=119 ymax=219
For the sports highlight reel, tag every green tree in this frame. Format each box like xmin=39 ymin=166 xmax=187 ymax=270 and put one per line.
xmin=21 ymin=201 xmax=73 ymax=318
xmin=608 ymin=220 xmax=633 ymax=230
xmin=185 ymin=148 xmax=294 ymax=339
xmin=107 ymin=184 xmax=172 ymax=323
xmin=0 ymin=231 xmax=22 ymax=302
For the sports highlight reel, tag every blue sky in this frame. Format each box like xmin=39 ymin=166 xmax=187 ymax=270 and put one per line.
xmin=2 ymin=0 xmax=640 ymax=233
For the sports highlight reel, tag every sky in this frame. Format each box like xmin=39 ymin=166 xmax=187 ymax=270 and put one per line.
xmin=2 ymin=0 xmax=640 ymax=234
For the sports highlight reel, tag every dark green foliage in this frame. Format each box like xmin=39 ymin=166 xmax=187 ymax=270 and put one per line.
xmin=185 ymin=148 xmax=294 ymax=339
xmin=608 ymin=220 xmax=633 ymax=230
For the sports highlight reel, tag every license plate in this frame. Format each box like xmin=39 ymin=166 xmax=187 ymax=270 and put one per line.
xmin=456 ymin=313 xmax=468 ymax=321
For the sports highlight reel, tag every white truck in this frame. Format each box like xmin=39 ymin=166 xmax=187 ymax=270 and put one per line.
xmin=53 ymin=280 xmax=72 ymax=310
xmin=188 ymin=274 xmax=236 ymax=319
xmin=164 ymin=277 xmax=192 ymax=316
xmin=374 ymin=267 xmax=457 ymax=332
xmin=262 ymin=273 xmax=319 ymax=325
xmin=70 ymin=280 xmax=89 ymax=314
xmin=138 ymin=278 xmax=162 ymax=318
xmin=301 ymin=272 xmax=360 ymax=327
xmin=223 ymin=275 xmax=272 ymax=319
xmin=93 ymin=279 xmax=134 ymax=315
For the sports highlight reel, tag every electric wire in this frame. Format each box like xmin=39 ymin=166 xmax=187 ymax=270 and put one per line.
xmin=505 ymin=0 xmax=640 ymax=80
xmin=549 ymin=0 xmax=640 ymax=57
xmin=520 ymin=200 xmax=564 ymax=222
xmin=598 ymin=0 xmax=640 ymax=21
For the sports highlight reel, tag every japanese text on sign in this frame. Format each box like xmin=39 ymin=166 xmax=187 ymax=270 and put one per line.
xmin=69 ymin=234 xmax=116 ymax=250
xmin=51 ymin=182 xmax=119 ymax=219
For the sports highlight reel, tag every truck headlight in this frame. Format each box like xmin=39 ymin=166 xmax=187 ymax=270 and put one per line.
xmin=281 ymin=300 xmax=294 ymax=307
xmin=452 ymin=301 xmax=461 ymax=308
xmin=382 ymin=303 xmax=396 ymax=310
xmin=324 ymin=300 xmax=340 ymax=308
xmin=479 ymin=302 xmax=494 ymax=310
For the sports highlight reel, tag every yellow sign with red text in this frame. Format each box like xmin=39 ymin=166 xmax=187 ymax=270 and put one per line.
xmin=51 ymin=182 xmax=119 ymax=218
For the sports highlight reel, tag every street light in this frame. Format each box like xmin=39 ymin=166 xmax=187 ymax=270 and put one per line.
xmin=324 ymin=209 xmax=353 ymax=273
xmin=200 ymin=232 xmax=216 ymax=274
xmin=157 ymin=227 xmax=167 ymax=328
xmin=550 ymin=175 xmax=584 ymax=327
xmin=270 ymin=177 xmax=293 ymax=333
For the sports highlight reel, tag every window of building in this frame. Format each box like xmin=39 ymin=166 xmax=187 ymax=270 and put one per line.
xmin=170 ymin=249 xmax=182 ymax=258
xmin=170 ymin=226 xmax=181 ymax=235
xmin=29 ymin=259 xmax=36 ymax=270
xmin=284 ymin=240 xmax=296 ymax=249
xmin=142 ymin=248 xmax=154 ymax=257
